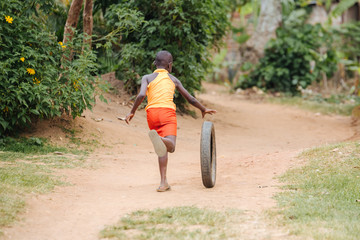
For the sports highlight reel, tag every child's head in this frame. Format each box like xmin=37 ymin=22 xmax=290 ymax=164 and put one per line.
xmin=154 ymin=50 xmax=173 ymax=72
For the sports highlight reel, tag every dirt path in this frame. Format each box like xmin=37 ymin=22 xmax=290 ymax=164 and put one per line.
xmin=2 ymin=83 xmax=354 ymax=240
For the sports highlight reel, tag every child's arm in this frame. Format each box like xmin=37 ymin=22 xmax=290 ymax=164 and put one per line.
xmin=171 ymin=76 xmax=216 ymax=118
xmin=125 ymin=76 xmax=148 ymax=124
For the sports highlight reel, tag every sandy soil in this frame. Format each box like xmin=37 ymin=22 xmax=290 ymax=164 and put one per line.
xmin=2 ymin=82 xmax=355 ymax=240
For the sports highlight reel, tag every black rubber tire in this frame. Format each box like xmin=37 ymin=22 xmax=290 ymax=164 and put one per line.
xmin=200 ymin=121 xmax=216 ymax=188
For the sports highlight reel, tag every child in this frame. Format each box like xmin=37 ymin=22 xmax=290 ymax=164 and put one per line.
xmin=125 ymin=50 xmax=216 ymax=192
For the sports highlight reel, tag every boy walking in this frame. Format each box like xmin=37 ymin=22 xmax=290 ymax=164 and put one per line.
xmin=125 ymin=50 xmax=216 ymax=192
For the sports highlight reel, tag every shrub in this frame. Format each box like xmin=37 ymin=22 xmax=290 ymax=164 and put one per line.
xmin=238 ymin=23 xmax=337 ymax=94
xmin=237 ymin=8 xmax=337 ymax=94
xmin=0 ymin=0 xmax=97 ymax=135
xmin=98 ymin=0 xmax=230 ymax=110
xmin=333 ymin=22 xmax=360 ymax=68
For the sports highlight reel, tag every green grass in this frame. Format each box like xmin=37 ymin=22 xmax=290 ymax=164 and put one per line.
xmin=100 ymin=207 xmax=244 ymax=240
xmin=268 ymin=95 xmax=359 ymax=116
xmin=0 ymin=137 xmax=87 ymax=235
xmin=58 ymin=126 xmax=102 ymax=149
xmin=271 ymin=142 xmax=360 ymax=240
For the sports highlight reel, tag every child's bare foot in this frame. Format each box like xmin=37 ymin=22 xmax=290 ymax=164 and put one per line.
xmin=148 ymin=130 xmax=167 ymax=157
xmin=156 ymin=185 xmax=171 ymax=192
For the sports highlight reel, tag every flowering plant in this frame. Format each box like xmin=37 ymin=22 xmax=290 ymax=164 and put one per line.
xmin=0 ymin=0 xmax=98 ymax=134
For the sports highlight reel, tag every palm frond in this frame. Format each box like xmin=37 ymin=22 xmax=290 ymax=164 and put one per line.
xmin=331 ymin=0 xmax=358 ymax=18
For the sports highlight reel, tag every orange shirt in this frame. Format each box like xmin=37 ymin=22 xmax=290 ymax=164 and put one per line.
xmin=145 ymin=69 xmax=176 ymax=111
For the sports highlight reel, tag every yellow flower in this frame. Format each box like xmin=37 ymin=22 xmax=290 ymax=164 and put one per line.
xmin=20 ymin=57 xmax=25 ymax=62
xmin=33 ymin=77 xmax=40 ymax=85
xmin=73 ymin=80 xmax=79 ymax=91
xmin=26 ymin=68 xmax=35 ymax=75
xmin=58 ymin=41 xmax=66 ymax=49
xmin=5 ymin=16 xmax=13 ymax=24
xmin=3 ymin=106 xmax=8 ymax=112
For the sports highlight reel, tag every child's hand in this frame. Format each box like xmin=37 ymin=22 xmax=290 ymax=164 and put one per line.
xmin=125 ymin=113 xmax=134 ymax=124
xmin=201 ymin=109 xmax=217 ymax=118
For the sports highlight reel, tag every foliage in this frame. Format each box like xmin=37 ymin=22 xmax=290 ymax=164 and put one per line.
xmin=282 ymin=0 xmax=333 ymax=10
xmin=210 ymin=0 xmax=251 ymax=85
xmin=228 ymin=0 xmax=252 ymax=12
xmin=332 ymin=22 xmax=360 ymax=93
xmin=331 ymin=22 xmax=360 ymax=94
xmin=333 ymin=22 xmax=360 ymax=63
xmin=99 ymin=0 xmax=231 ymax=110
xmin=237 ymin=15 xmax=337 ymax=94
xmin=45 ymin=1 xmax=68 ymax=41
xmin=93 ymin=4 xmax=146 ymax=75
xmin=330 ymin=0 xmax=359 ymax=18
xmin=0 ymin=0 xmax=98 ymax=135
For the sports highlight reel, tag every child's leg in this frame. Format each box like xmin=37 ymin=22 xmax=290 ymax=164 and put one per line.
xmin=158 ymin=152 xmax=169 ymax=189
xmin=149 ymin=131 xmax=177 ymax=156
xmin=148 ymin=130 xmax=167 ymax=157
xmin=148 ymin=131 xmax=176 ymax=192
xmin=161 ymin=135 xmax=176 ymax=153
xmin=157 ymin=135 xmax=176 ymax=192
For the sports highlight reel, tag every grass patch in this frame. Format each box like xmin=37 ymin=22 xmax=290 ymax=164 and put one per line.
xmin=0 ymin=137 xmax=87 ymax=235
xmin=268 ymin=94 xmax=359 ymax=116
xmin=272 ymin=141 xmax=360 ymax=240
xmin=100 ymin=206 xmax=244 ymax=240
xmin=0 ymin=136 xmax=84 ymax=155
xmin=58 ymin=126 xmax=101 ymax=150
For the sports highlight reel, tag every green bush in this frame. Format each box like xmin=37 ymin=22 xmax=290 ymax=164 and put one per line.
xmin=98 ymin=0 xmax=230 ymax=110
xmin=0 ymin=0 xmax=97 ymax=135
xmin=238 ymin=23 xmax=337 ymax=94
xmin=333 ymin=22 xmax=360 ymax=66
xmin=238 ymin=9 xmax=337 ymax=94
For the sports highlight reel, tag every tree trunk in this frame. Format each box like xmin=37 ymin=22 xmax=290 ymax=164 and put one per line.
xmin=83 ymin=0 xmax=93 ymax=48
xmin=246 ymin=0 xmax=282 ymax=59
xmin=63 ymin=0 xmax=84 ymax=45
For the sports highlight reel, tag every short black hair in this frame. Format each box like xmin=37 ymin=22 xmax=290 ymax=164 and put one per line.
xmin=155 ymin=50 xmax=173 ymax=67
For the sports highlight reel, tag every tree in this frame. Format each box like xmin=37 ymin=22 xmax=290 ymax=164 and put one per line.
xmin=63 ymin=0 xmax=83 ymax=45
xmin=83 ymin=0 xmax=93 ymax=48
xmin=246 ymin=0 xmax=282 ymax=59
xmin=63 ymin=0 xmax=93 ymax=51
xmin=103 ymin=0 xmax=231 ymax=110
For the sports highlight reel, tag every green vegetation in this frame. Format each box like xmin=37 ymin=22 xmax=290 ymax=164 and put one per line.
xmin=333 ymin=21 xmax=360 ymax=95
xmin=0 ymin=0 xmax=98 ymax=135
xmin=272 ymin=142 xmax=360 ymax=240
xmin=268 ymin=94 xmax=360 ymax=116
xmin=234 ymin=1 xmax=360 ymax=97
xmin=334 ymin=21 xmax=360 ymax=61
xmin=0 ymin=137 xmax=87 ymax=234
xmin=238 ymin=7 xmax=337 ymax=94
xmin=100 ymin=206 xmax=243 ymax=240
xmin=97 ymin=0 xmax=231 ymax=110
xmin=58 ymin=125 xmax=101 ymax=149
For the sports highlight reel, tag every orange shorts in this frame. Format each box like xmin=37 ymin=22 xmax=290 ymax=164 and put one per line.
xmin=146 ymin=107 xmax=177 ymax=137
